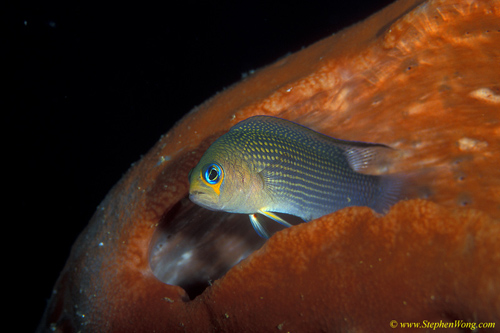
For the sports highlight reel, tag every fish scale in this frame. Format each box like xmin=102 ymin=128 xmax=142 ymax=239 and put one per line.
xmin=189 ymin=115 xmax=403 ymax=238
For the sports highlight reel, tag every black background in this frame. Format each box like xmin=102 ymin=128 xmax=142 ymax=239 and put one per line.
xmin=6 ymin=1 xmax=393 ymax=330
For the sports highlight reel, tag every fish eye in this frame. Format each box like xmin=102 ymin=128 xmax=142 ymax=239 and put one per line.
xmin=203 ymin=163 xmax=222 ymax=185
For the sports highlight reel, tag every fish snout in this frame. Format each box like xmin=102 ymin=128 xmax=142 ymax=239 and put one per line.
xmin=188 ymin=190 xmax=203 ymax=198
xmin=188 ymin=189 xmax=219 ymax=211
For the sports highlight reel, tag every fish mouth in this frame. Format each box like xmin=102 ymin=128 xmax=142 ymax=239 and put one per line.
xmin=189 ymin=191 xmax=218 ymax=211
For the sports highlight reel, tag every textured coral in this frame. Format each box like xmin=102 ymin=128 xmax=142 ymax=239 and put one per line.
xmin=196 ymin=201 xmax=500 ymax=331
xmin=38 ymin=0 xmax=500 ymax=331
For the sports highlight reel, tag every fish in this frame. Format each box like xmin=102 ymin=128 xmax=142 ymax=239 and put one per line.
xmin=188 ymin=115 xmax=403 ymax=238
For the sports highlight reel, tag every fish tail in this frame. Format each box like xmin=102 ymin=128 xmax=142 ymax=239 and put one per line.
xmin=371 ymin=174 xmax=406 ymax=214
xmin=372 ymin=165 xmax=441 ymax=214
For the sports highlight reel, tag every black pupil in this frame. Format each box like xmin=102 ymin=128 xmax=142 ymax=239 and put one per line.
xmin=208 ymin=167 xmax=218 ymax=181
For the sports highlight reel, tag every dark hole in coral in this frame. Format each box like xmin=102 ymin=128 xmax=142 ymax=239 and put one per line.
xmin=413 ymin=185 xmax=434 ymax=200
xmin=457 ymin=192 xmax=472 ymax=207
xmin=454 ymin=170 xmax=467 ymax=182
xmin=149 ymin=196 xmax=303 ymax=299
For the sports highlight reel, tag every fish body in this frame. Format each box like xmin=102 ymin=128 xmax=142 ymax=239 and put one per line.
xmin=189 ymin=116 xmax=401 ymax=238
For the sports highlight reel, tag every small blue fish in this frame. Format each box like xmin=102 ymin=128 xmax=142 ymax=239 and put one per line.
xmin=189 ymin=116 xmax=402 ymax=238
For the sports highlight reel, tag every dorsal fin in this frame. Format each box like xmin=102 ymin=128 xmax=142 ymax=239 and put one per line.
xmin=342 ymin=144 xmax=397 ymax=175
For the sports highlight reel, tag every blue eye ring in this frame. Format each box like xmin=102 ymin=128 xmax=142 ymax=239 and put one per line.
xmin=203 ymin=163 xmax=223 ymax=185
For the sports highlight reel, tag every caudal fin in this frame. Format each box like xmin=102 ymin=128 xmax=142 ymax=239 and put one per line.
xmin=371 ymin=174 xmax=406 ymax=214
